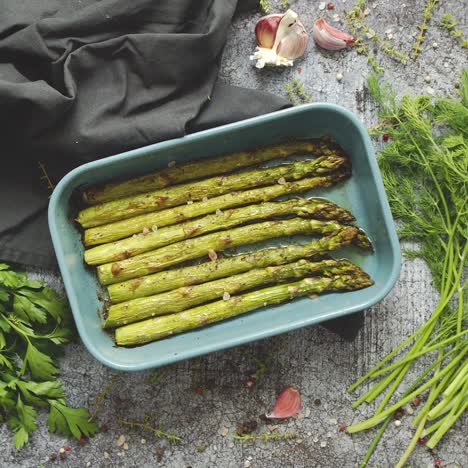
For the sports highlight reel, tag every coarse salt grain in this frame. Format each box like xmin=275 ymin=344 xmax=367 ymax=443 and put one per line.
xmin=123 ymin=442 xmax=129 ymax=450
xmin=187 ymin=200 xmax=193 ymax=205
xmin=104 ymin=452 xmax=110 ymax=459
xmin=394 ymin=420 xmax=401 ymax=427
xmin=320 ymin=441 xmax=327 ymax=448
xmin=336 ymin=72 xmax=343 ymax=82
xmin=305 ymin=407 xmax=311 ymax=417
xmin=363 ymin=7 xmax=371 ymax=16
xmin=151 ymin=225 xmax=158 ymax=232
xmin=202 ymin=196 xmax=209 ymax=202
xmin=426 ymin=87 xmax=435 ymax=95
xmin=332 ymin=14 xmax=340 ymax=22
xmin=117 ymin=435 xmax=126 ymax=447
xmin=319 ymin=2 xmax=326 ymax=10
xmin=168 ymin=161 xmax=176 ymax=167
xmin=216 ymin=209 xmax=223 ymax=215
xmin=223 ymin=291 xmax=231 ymax=301
xmin=366 ymin=29 xmax=376 ymax=39
xmin=208 ymin=249 xmax=218 ymax=261
xmin=142 ymin=227 xmax=150 ymax=235
xmin=277 ymin=177 xmax=286 ymax=185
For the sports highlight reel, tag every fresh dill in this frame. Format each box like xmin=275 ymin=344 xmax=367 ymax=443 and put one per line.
xmin=280 ymin=0 xmax=291 ymax=9
xmin=348 ymin=71 xmax=468 ymax=467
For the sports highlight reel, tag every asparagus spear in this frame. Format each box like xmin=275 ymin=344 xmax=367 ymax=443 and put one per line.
xmin=108 ymin=226 xmax=362 ymax=303
xmin=97 ymin=218 xmax=372 ymax=285
xmin=84 ymin=173 xmax=353 ymax=246
xmin=77 ymin=155 xmax=348 ymax=228
xmin=82 ymin=140 xmax=340 ymax=205
xmin=104 ymin=258 xmax=362 ymax=328
xmin=84 ymin=198 xmax=355 ymax=265
xmin=114 ymin=271 xmax=374 ymax=346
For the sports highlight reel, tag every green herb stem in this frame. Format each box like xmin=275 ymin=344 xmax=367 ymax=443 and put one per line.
xmin=348 ymin=345 xmax=467 ymax=432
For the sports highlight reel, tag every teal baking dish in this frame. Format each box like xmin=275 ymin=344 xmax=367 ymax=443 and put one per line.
xmin=48 ymin=104 xmax=401 ymax=371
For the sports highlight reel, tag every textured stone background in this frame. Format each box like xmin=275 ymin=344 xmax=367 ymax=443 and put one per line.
xmin=1 ymin=1 xmax=467 ymax=467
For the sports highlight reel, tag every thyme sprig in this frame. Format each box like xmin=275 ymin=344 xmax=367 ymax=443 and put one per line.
xmin=439 ymin=14 xmax=468 ymax=49
xmin=118 ymin=418 xmax=181 ymax=443
xmin=259 ymin=0 xmax=271 ymax=14
xmin=412 ymin=0 xmax=440 ymax=59
xmin=345 ymin=0 xmax=408 ymax=72
xmin=234 ymin=431 xmax=296 ymax=443
xmin=285 ymin=79 xmax=312 ymax=106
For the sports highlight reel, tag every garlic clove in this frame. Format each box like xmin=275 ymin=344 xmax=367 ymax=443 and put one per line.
xmin=276 ymin=21 xmax=308 ymax=60
xmin=266 ymin=386 xmax=301 ymax=419
xmin=255 ymin=14 xmax=282 ymax=49
xmin=313 ymin=17 xmax=355 ymax=51
xmin=251 ymin=10 xmax=308 ymax=68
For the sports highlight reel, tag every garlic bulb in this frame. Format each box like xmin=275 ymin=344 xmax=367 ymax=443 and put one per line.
xmin=313 ymin=18 xmax=355 ymax=51
xmin=250 ymin=10 xmax=308 ymax=69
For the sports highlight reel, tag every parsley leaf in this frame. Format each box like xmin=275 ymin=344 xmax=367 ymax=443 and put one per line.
xmin=0 ymin=264 xmax=98 ymax=449
xmin=23 ymin=341 xmax=60 ymax=381
xmin=8 ymin=397 xmax=38 ymax=449
xmin=48 ymin=400 xmax=99 ymax=439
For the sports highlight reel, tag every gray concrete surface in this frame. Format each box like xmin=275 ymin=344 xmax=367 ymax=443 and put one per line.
xmin=1 ymin=1 xmax=467 ymax=467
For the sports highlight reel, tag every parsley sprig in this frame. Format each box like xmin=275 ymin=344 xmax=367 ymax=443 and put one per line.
xmin=347 ymin=71 xmax=468 ymax=467
xmin=0 ymin=264 xmax=98 ymax=449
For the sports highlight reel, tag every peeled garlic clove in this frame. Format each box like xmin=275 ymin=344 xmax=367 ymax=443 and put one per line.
xmin=313 ymin=17 xmax=355 ymax=51
xmin=266 ymin=386 xmax=301 ymax=419
xmin=255 ymin=14 xmax=282 ymax=49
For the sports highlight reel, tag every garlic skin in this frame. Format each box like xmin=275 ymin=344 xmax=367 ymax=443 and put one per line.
xmin=313 ymin=17 xmax=355 ymax=51
xmin=266 ymin=386 xmax=301 ymax=419
xmin=251 ymin=10 xmax=308 ymax=69
xmin=255 ymin=14 xmax=282 ymax=49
